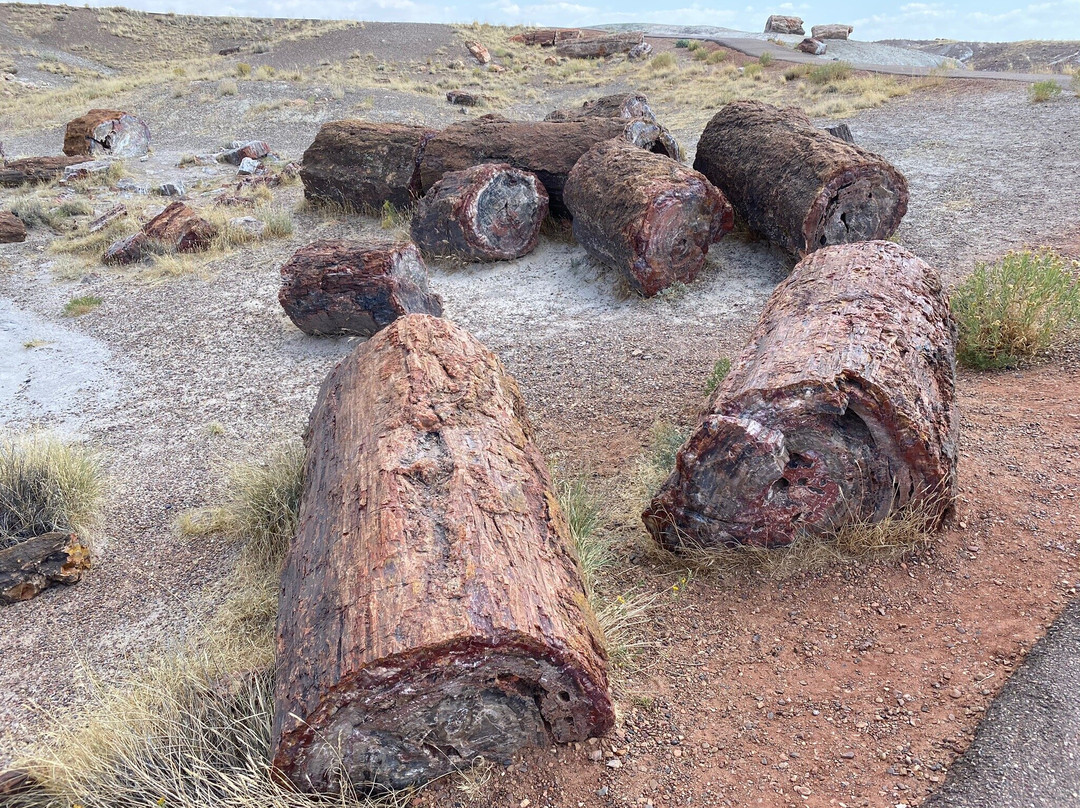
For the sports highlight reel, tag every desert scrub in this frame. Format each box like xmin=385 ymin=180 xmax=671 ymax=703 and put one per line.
xmin=1029 ymin=79 xmax=1062 ymax=102
xmin=10 ymin=196 xmax=93 ymax=230
xmin=703 ymin=357 xmax=731 ymax=394
xmin=651 ymin=52 xmax=677 ymax=72
xmin=808 ymin=60 xmax=853 ymax=85
xmin=706 ymin=49 xmax=727 ymax=64
xmin=63 ymin=295 xmax=103 ymax=316
xmin=0 ymin=432 xmax=103 ymax=547
xmin=217 ymin=78 xmax=238 ymax=96
xmin=951 ymin=249 xmax=1080 ymax=369
xmin=674 ymin=38 xmax=690 ymax=48
xmin=1073 ymin=71 xmax=1080 ymax=96
xmin=759 ymin=52 xmax=774 ymax=66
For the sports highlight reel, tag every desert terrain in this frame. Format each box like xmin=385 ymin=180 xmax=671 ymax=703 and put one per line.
xmin=1 ymin=5 xmax=1079 ymax=808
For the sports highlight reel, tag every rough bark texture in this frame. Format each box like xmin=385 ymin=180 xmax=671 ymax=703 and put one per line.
xmin=0 ymin=532 xmax=91 ymax=604
xmin=565 ymin=139 xmax=733 ymax=297
xmin=278 ymin=240 xmax=443 ymax=337
xmin=693 ymin=100 xmax=908 ymax=255
xmin=0 ymin=211 xmax=27 ymax=243
xmin=143 ymin=202 xmax=217 ymax=252
xmin=0 ymin=156 xmax=86 ymax=187
xmin=643 ymin=241 xmax=957 ymax=551
xmin=798 ymin=38 xmax=827 ymax=55
xmin=825 ymin=123 xmax=855 ymax=143
xmin=812 ymin=24 xmax=854 ymax=39
xmin=765 ymin=15 xmax=805 ymax=35
xmin=555 ymin=31 xmax=644 ymax=58
xmin=62 ymin=109 xmax=150 ymax=158
xmin=272 ymin=314 xmax=613 ymax=792
xmin=300 ymin=121 xmax=437 ymax=211
xmin=543 ymin=93 xmax=682 ymax=161
xmin=419 ymin=114 xmax=661 ymax=217
xmin=509 ymin=28 xmax=585 ymax=46
xmin=411 ymin=163 xmax=548 ymax=261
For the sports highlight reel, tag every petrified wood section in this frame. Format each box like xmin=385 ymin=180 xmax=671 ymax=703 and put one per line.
xmin=103 ymin=232 xmax=150 ymax=265
xmin=543 ymin=93 xmax=682 ymax=161
xmin=300 ymin=120 xmax=436 ymax=211
xmin=0 ymin=532 xmax=91 ymax=604
xmin=278 ymin=240 xmax=442 ymax=336
xmin=509 ymin=28 xmax=586 ymax=46
xmin=272 ymin=314 xmax=613 ymax=791
xmin=825 ymin=123 xmax=855 ymax=143
xmin=419 ymin=114 xmax=661 ymax=217
xmin=0 ymin=156 xmax=86 ymax=187
xmin=555 ymin=31 xmax=644 ymax=58
xmin=62 ymin=109 xmax=151 ymax=158
xmin=143 ymin=202 xmax=217 ymax=253
xmin=564 ymin=140 xmax=733 ymax=297
xmin=765 ymin=15 xmax=805 ymax=35
xmin=812 ymin=23 xmax=854 ymax=39
xmin=643 ymin=241 xmax=957 ymax=551
xmin=0 ymin=211 xmax=26 ymax=243
xmin=693 ymin=100 xmax=908 ymax=255
xmin=411 ymin=163 xmax=548 ymax=261
xmin=798 ymin=37 xmax=827 ymax=55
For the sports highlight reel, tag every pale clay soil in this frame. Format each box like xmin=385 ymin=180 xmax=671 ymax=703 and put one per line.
xmin=0 ymin=47 xmax=1079 ymax=808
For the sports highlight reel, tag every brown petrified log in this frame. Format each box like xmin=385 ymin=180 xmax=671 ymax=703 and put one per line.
xmin=555 ymin=31 xmax=644 ymax=58
xmin=63 ymin=109 xmax=151 ymax=158
xmin=0 ymin=211 xmax=27 ymax=243
xmin=643 ymin=241 xmax=957 ymax=551
xmin=765 ymin=15 xmax=805 ymax=35
xmin=812 ymin=23 xmax=854 ymax=40
xmin=564 ymin=139 xmax=733 ymax=296
xmin=0 ymin=156 xmax=86 ymax=187
xmin=0 ymin=532 xmax=91 ymax=604
xmin=419 ymin=114 xmax=660 ymax=216
xmin=300 ymin=121 xmax=437 ymax=211
xmin=693 ymin=100 xmax=908 ymax=256
xmin=271 ymin=314 xmax=613 ymax=791
xmin=278 ymin=240 xmax=443 ymax=336
xmin=544 ymin=93 xmax=682 ymax=161
xmin=798 ymin=37 xmax=827 ymax=55
xmin=143 ymin=202 xmax=217 ymax=253
xmin=410 ymin=163 xmax=548 ymax=261
xmin=509 ymin=28 xmax=585 ymax=46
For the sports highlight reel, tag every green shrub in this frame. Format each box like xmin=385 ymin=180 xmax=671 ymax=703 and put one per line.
xmin=742 ymin=62 xmax=764 ymax=79
xmin=692 ymin=47 xmax=709 ymax=61
xmin=706 ymin=49 xmax=727 ymax=64
xmin=704 ymin=357 xmax=731 ymax=395
xmin=1029 ymin=79 xmax=1061 ymax=102
xmin=686 ymin=40 xmax=704 ymax=51
xmin=674 ymin=38 xmax=690 ymax=48
xmin=808 ymin=60 xmax=853 ymax=85
xmin=759 ymin=52 xmax=773 ymax=66
xmin=64 ymin=295 xmax=103 ymax=316
xmin=951 ymin=249 xmax=1080 ymax=369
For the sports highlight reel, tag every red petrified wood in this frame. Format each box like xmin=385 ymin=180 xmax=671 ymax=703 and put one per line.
xmin=143 ymin=202 xmax=217 ymax=252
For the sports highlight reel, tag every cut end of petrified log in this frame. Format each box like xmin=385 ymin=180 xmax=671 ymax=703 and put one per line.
xmin=63 ymin=109 xmax=150 ymax=158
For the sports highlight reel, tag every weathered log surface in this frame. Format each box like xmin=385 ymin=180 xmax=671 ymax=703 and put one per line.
xmin=812 ymin=24 xmax=854 ymax=39
xmin=143 ymin=202 xmax=217 ymax=252
xmin=765 ymin=15 xmax=805 ymax=35
xmin=0 ymin=211 xmax=27 ymax=243
xmin=565 ymin=139 xmax=733 ymax=296
xmin=543 ymin=93 xmax=681 ymax=161
xmin=0 ymin=769 xmax=38 ymax=797
xmin=88 ymin=203 xmax=127 ymax=233
xmin=556 ymin=31 xmax=644 ymax=58
xmin=103 ymin=232 xmax=150 ymax=265
xmin=278 ymin=240 xmax=443 ymax=336
xmin=825 ymin=123 xmax=855 ymax=143
xmin=643 ymin=241 xmax=957 ymax=551
xmin=509 ymin=28 xmax=585 ymax=46
xmin=411 ymin=163 xmax=548 ymax=261
xmin=63 ymin=109 xmax=151 ymax=158
xmin=419 ymin=114 xmax=661 ymax=216
xmin=0 ymin=156 xmax=86 ymax=187
xmin=300 ymin=121 xmax=436 ymax=211
xmin=272 ymin=314 xmax=613 ymax=791
xmin=693 ymin=100 xmax=908 ymax=255
xmin=798 ymin=37 xmax=827 ymax=55
xmin=0 ymin=532 xmax=91 ymax=604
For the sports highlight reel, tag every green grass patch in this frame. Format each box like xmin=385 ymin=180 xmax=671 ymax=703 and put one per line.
xmin=63 ymin=295 xmax=103 ymax=316
xmin=703 ymin=357 xmax=731 ymax=395
xmin=1030 ymin=79 xmax=1062 ymax=102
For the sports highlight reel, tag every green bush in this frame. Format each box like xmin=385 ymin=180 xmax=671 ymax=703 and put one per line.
xmin=951 ymin=250 xmax=1080 ymax=369
xmin=706 ymin=49 xmax=728 ymax=64
xmin=674 ymin=38 xmax=690 ymax=48
xmin=759 ymin=52 xmax=773 ymax=66
xmin=686 ymin=40 xmax=705 ymax=51
xmin=704 ymin=357 xmax=732 ymax=395
xmin=808 ymin=60 xmax=853 ymax=85
xmin=1029 ymin=79 xmax=1062 ymax=102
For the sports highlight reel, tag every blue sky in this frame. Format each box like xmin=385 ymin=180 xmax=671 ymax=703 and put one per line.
xmin=71 ymin=0 xmax=1080 ymax=41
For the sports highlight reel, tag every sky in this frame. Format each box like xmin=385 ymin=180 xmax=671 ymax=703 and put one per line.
xmin=60 ymin=0 xmax=1080 ymax=42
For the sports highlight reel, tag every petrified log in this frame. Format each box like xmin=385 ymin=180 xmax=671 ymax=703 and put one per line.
xmin=143 ymin=202 xmax=217 ymax=252
xmin=544 ymin=93 xmax=682 ymax=161
xmin=798 ymin=37 xmax=827 ymax=55
xmin=300 ymin=120 xmax=436 ymax=211
xmin=466 ymin=41 xmax=491 ymax=64
xmin=103 ymin=232 xmax=150 ymax=265
xmin=643 ymin=241 xmax=957 ymax=551
xmin=88 ymin=203 xmax=127 ymax=233
xmin=565 ymin=139 xmax=733 ymax=296
xmin=419 ymin=114 xmax=661 ymax=216
xmin=411 ymin=163 xmax=548 ymax=261
xmin=0 ymin=211 xmax=26 ymax=243
xmin=272 ymin=314 xmax=613 ymax=791
xmin=812 ymin=24 xmax=853 ymax=39
xmin=765 ymin=15 xmax=805 ymax=35
xmin=278 ymin=240 xmax=442 ymax=336
xmin=0 ymin=155 xmax=86 ymax=187
xmin=63 ymin=109 xmax=151 ymax=158
xmin=0 ymin=532 xmax=91 ymax=604
xmin=693 ymin=100 xmax=908 ymax=255
xmin=446 ymin=90 xmax=478 ymax=106
xmin=219 ymin=140 xmax=270 ymax=165
xmin=825 ymin=123 xmax=855 ymax=143
xmin=509 ymin=28 xmax=585 ymax=46
xmin=556 ymin=31 xmax=644 ymax=58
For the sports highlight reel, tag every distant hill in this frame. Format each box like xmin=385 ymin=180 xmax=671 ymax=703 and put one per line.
xmin=879 ymin=38 xmax=1080 ymax=73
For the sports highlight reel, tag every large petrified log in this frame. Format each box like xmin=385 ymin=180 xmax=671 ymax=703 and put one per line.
xmin=564 ymin=139 xmax=733 ymax=296
xmin=272 ymin=314 xmax=613 ymax=791
xmin=0 ymin=532 xmax=91 ymax=604
xmin=555 ymin=31 xmax=644 ymax=58
xmin=143 ymin=202 xmax=217 ymax=252
xmin=798 ymin=37 xmax=827 ymax=55
xmin=419 ymin=114 xmax=661 ymax=216
xmin=812 ymin=23 xmax=854 ymax=40
xmin=410 ymin=163 xmax=548 ymax=261
xmin=765 ymin=15 xmax=805 ymax=35
xmin=693 ymin=100 xmax=908 ymax=255
xmin=643 ymin=241 xmax=957 ymax=551
xmin=544 ymin=93 xmax=682 ymax=160
xmin=0 ymin=156 xmax=86 ymax=187
xmin=300 ymin=121 xmax=437 ymax=211
xmin=63 ymin=109 xmax=151 ymax=158
xmin=278 ymin=240 xmax=443 ymax=336
xmin=509 ymin=28 xmax=585 ymax=46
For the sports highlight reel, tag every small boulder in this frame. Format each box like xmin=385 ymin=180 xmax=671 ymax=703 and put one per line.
xmin=143 ymin=202 xmax=217 ymax=253
xmin=824 ymin=123 xmax=855 ymax=143
xmin=446 ymin=90 xmax=479 ymax=106
xmin=155 ymin=180 xmax=186 ymax=196
xmin=466 ymin=41 xmax=491 ymax=65
xmin=63 ymin=160 xmax=112 ymax=182
xmin=0 ymin=211 xmax=27 ymax=243
xmin=237 ymin=157 xmax=260 ymax=175
xmin=765 ymin=15 xmax=805 ymax=35
xmin=219 ymin=140 xmax=270 ymax=165
xmin=797 ymin=37 xmax=827 ymax=55
xmin=811 ymin=24 xmax=854 ymax=40
xmin=103 ymin=231 xmax=150 ymax=265
xmin=628 ymin=42 xmax=653 ymax=60
xmin=229 ymin=216 xmax=266 ymax=238
xmin=63 ymin=109 xmax=150 ymax=158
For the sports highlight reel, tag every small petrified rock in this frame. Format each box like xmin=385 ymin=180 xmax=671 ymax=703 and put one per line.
xmin=0 ymin=211 xmax=27 ymax=243
xmin=765 ymin=15 xmax=805 ymax=35
xmin=155 ymin=180 xmax=186 ymax=196
xmin=219 ymin=140 xmax=270 ymax=165
xmin=143 ymin=202 xmax=217 ymax=252
xmin=88 ymin=204 xmax=127 ymax=233
xmin=825 ymin=123 xmax=855 ymax=143
xmin=0 ymin=156 xmax=87 ymax=187
xmin=446 ymin=90 xmax=479 ymax=106
xmin=812 ymin=24 xmax=854 ymax=40
xmin=798 ymin=37 xmax=827 ymax=55
xmin=0 ymin=532 xmax=91 ymax=604
xmin=467 ymin=41 xmax=491 ymax=64
xmin=63 ymin=160 xmax=112 ymax=181
xmin=278 ymin=240 xmax=443 ymax=337
xmin=63 ymin=109 xmax=150 ymax=158
xmin=103 ymin=232 xmax=151 ymax=265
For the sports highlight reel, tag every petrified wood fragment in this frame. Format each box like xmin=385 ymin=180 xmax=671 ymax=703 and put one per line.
xmin=544 ymin=92 xmax=682 ymax=160
xmin=300 ymin=121 xmax=437 ymax=211
xmin=509 ymin=28 xmax=585 ymax=46
xmin=272 ymin=314 xmax=613 ymax=791
xmin=555 ymin=31 xmax=644 ymax=58
xmin=564 ymin=139 xmax=733 ymax=296
xmin=798 ymin=37 xmax=827 ymax=55
xmin=0 ymin=532 xmax=91 ymax=604
xmin=143 ymin=202 xmax=217 ymax=252
xmin=278 ymin=240 xmax=442 ymax=336
xmin=0 ymin=156 xmax=86 ymax=187
xmin=693 ymin=100 xmax=908 ymax=255
xmin=825 ymin=123 xmax=855 ymax=143
xmin=411 ymin=163 xmax=548 ymax=261
xmin=63 ymin=109 xmax=151 ymax=158
xmin=419 ymin=114 xmax=661 ymax=216
xmin=643 ymin=241 xmax=957 ymax=550
xmin=0 ymin=211 xmax=26 ymax=243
